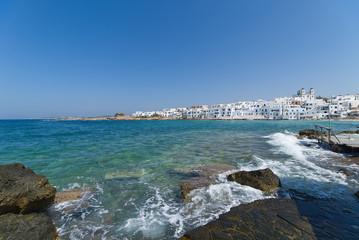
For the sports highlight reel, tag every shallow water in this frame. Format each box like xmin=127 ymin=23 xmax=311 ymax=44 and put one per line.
xmin=1 ymin=120 xmax=358 ymax=239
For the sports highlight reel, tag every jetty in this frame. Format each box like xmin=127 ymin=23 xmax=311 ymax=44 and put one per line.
xmin=314 ymin=124 xmax=359 ymax=155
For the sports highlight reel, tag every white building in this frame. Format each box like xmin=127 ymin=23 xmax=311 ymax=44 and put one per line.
xmin=134 ymin=88 xmax=359 ymax=120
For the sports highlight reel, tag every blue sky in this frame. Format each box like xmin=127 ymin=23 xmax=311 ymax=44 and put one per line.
xmin=1 ymin=0 xmax=359 ymax=118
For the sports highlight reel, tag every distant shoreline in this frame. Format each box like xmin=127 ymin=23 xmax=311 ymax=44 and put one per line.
xmin=1 ymin=117 xmax=359 ymax=121
xmin=41 ymin=117 xmax=359 ymax=121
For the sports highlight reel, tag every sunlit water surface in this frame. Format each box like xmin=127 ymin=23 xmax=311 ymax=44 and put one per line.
xmin=1 ymin=120 xmax=358 ymax=239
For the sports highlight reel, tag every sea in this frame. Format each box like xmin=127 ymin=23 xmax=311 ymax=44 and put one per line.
xmin=1 ymin=119 xmax=359 ymax=239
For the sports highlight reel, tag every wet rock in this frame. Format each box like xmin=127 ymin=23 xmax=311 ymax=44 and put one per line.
xmin=0 ymin=163 xmax=56 ymax=214
xmin=299 ymin=129 xmax=326 ymax=139
xmin=179 ymin=164 xmax=237 ymax=200
xmin=287 ymin=189 xmax=318 ymax=200
xmin=0 ymin=212 xmax=59 ymax=240
xmin=173 ymin=164 xmax=236 ymax=178
xmin=188 ymin=164 xmax=237 ymax=178
xmin=178 ymin=198 xmax=316 ymax=240
xmin=180 ymin=178 xmax=215 ymax=200
xmin=330 ymin=167 xmax=351 ymax=177
xmin=300 ymin=142 xmax=316 ymax=147
xmin=227 ymin=168 xmax=281 ymax=192
xmin=294 ymin=134 xmax=304 ymax=139
xmin=295 ymin=198 xmax=359 ymax=239
xmin=337 ymin=130 xmax=359 ymax=134
xmin=54 ymin=189 xmax=91 ymax=204
xmin=355 ymin=191 xmax=359 ymax=200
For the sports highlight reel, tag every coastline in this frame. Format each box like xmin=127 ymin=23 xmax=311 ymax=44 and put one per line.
xmin=1 ymin=120 xmax=359 ymax=239
xmin=40 ymin=117 xmax=359 ymax=121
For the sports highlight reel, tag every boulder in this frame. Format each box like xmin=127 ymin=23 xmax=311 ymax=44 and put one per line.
xmin=179 ymin=164 xmax=237 ymax=200
xmin=227 ymin=168 xmax=281 ymax=192
xmin=178 ymin=198 xmax=316 ymax=240
xmin=0 ymin=212 xmax=59 ymax=240
xmin=0 ymin=163 xmax=56 ymax=214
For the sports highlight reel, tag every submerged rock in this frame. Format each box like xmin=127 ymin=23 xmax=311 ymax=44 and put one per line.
xmin=227 ymin=168 xmax=281 ymax=192
xmin=178 ymin=198 xmax=316 ymax=240
xmin=104 ymin=169 xmax=146 ymax=179
xmin=0 ymin=163 xmax=56 ymax=214
xmin=0 ymin=212 xmax=59 ymax=240
xmin=355 ymin=191 xmax=359 ymax=200
xmin=179 ymin=164 xmax=237 ymax=200
xmin=330 ymin=167 xmax=351 ymax=177
xmin=180 ymin=177 xmax=215 ymax=201
xmin=54 ymin=189 xmax=91 ymax=204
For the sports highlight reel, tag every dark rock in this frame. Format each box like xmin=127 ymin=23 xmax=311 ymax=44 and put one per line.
xmin=355 ymin=191 xmax=359 ymax=200
xmin=287 ymin=189 xmax=318 ymax=200
xmin=299 ymin=129 xmax=326 ymax=139
xmin=0 ymin=163 xmax=56 ymax=214
xmin=178 ymin=198 xmax=316 ymax=240
xmin=337 ymin=130 xmax=359 ymax=134
xmin=295 ymin=198 xmax=359 ymax=240
xmin=227 ymin=168 xmax=281 ymax=192
xmin=179 ymin=164 xmax=237 ymax=200
xmin=0 ymin=212 xmax=59 ymax=240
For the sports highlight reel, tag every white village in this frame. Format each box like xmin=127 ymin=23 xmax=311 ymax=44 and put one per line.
xmin=133 ymin=88 xmax=359 ymax=120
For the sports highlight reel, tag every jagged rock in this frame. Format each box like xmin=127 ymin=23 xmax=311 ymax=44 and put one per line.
xmin=227 ymin=168 xmax=281 ymax=192
xmin=0 ymin=163 xmax=56 ymax=214
xmin=179 ymin=164 xmax=237 ymax=200
xmin=54 ymin=189 xmax=91 ymax=204
xmin=178 ymin=198 xmax=316 ymax=240
xmin=0 ymin=212 xmax=59 ymax=240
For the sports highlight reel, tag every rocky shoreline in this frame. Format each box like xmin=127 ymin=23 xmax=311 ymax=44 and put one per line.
xmin=0 ymin=163 xmax=90 ymax=240
xmin=0 ymin=163 xmax=59 ymax=240
xmin=1 ymin=161 xmax=359 ymax=239
xmin=176 ymin=164 xmax=359 ymax=240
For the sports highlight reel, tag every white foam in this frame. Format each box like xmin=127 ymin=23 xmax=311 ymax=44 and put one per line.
xmin=118 ymin=172 xmax=274 ymax=239
xmin=52 ymin=183 xmax=110 ymax=240
xmin=241 ymin=132 xmax=351 ymax=198
xmin=53 ymin=131 xmax=359 ymax=239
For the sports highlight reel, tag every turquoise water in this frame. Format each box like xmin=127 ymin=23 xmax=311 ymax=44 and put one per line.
xmin=1 ymin=120 xmax=359 ymax=239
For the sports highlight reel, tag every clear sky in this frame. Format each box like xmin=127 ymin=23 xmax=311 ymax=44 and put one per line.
xmin=1 ymin=0 xmax=359 ymax=118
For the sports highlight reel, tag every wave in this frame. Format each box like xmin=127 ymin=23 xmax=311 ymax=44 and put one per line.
xmin=241 ymin=132 xmax=354 ymax=199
